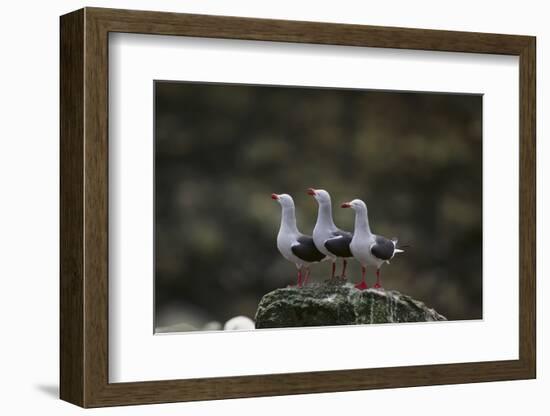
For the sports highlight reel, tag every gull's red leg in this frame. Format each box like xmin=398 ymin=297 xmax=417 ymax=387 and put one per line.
xmin=303 ymin=267 xmax=311 ymax=286
xmin=297 ymin=269 xmax=303 ymax=288
xmin=374 ymin=269 xmax=382 ymax=289
xmin=331 ymin=262 xmax=336 ymax=279
xmin=355 ymin=266 xmax=368 ymax=290
xmin=341 ymin=259 xmax=348 ymax=279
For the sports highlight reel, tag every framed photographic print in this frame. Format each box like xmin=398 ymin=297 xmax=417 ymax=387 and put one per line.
xmin=60 ymin=7 xmax=536 ymax=408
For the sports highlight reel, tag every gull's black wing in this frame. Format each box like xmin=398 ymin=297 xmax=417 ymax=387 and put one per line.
xmin=291 ymin=235 xmax=326 ymax=262
xmin=324 ymin=230 xmax=353 ymax=258
xmin=370 ymin=235 xmax=395 ymax=261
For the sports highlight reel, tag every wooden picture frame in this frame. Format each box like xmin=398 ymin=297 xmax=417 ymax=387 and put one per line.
xmin=60 ymin=7 xmax=536 ymax=408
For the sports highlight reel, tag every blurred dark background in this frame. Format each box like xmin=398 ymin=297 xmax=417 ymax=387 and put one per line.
xmin=154 ymin=81 xmax=482 ymax=332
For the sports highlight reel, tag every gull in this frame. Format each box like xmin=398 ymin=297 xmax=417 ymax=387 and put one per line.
xmin=308 ymin=188 xmax=353 ymax=279
xmin=341 ymin=199 xmax=404 ymax=290
xmin=272 ymin=193 xmax=326 ymax=287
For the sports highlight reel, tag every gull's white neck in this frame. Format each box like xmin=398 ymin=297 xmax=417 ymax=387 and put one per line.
xmin=280 ymin=204 xmax=299 ymax=235
xmin=353 ymin=205 xmax=372 ymax=237
xmin=315 ymin=199 xmax=336 ymax=231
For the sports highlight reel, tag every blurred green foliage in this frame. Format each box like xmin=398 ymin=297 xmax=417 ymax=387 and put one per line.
xmin=155 ymin=81 xmax=482 ymax=330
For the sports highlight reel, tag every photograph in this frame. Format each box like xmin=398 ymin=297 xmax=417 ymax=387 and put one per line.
xmin=54 ymin=6 xmax=537 ymax=409
xmin=154 ymin=81 xmax=482 ymax=333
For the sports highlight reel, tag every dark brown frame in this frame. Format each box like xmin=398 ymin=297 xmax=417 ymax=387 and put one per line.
xmin=60 ymin=7 xmax=536 ymax=408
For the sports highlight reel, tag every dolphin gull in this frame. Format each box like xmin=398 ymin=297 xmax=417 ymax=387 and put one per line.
xmin=341 ymin=199 xmax=404 ymax=290
xmin=308 ymin=188 xmax=353 ymax=279
xmin=272 ymin=193 xmax=326 ymax=287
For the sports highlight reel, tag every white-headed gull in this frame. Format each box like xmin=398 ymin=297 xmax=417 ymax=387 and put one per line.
xmin=307 ymin=188 xmax=353 ymax=279
xmin=341 ymin=199 xmax=404 ymax=290
xmin=272 ymin=193 xmax=326 ymax=287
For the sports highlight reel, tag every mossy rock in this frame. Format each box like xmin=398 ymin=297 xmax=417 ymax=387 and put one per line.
xmin=255 ymin=281 xmax=446 ymax=329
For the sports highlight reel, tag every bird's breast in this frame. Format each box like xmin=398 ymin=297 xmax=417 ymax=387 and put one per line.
xmin=350 ymin=236 xmax=375 ymax=261
xmin=277 ymin=232 xmax=297 ymax=260
xmin=312 ymin=227 xmax=334 ymax=256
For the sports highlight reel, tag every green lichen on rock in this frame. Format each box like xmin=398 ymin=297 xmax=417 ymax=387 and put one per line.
xmin=255 ymin=280 xmax=446 ymax=329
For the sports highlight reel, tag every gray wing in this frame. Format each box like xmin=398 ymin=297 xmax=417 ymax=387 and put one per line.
xmin=370 ymin=235 xmax=395 ymax=261
xmin=291 ymin=235 xmax=326 ymax=263
xmin=324 ymin=229 xmax=353 ymax=258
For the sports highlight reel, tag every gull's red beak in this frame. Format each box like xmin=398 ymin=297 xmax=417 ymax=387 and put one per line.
xmin=271 ymin=193 xmax=279 ymax=200
xmin=341 ymin=202 xmax=351 ymax=208
xmin=307 ymin=188 xmax=316 ymax=196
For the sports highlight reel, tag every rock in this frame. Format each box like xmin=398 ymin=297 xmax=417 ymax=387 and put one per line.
xmin=224 ymin=316 xmax=255 ymax=331
xmin=255 ymin=281 xmax=446 ymax=329
xmin=155 ymin=322 xmax=198 ymax=333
